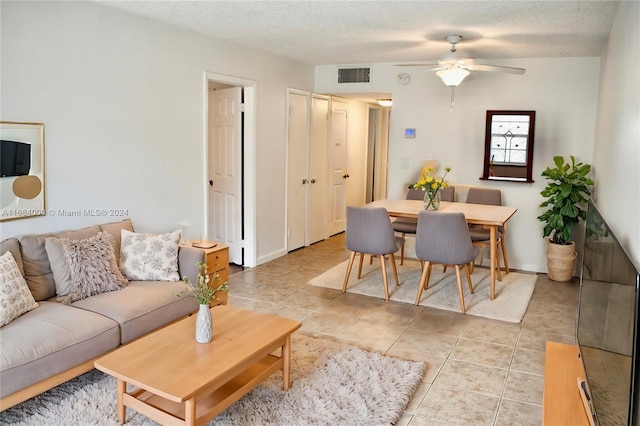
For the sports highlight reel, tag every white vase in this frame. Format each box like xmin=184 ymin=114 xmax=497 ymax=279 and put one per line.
xmin=195 ymin=304 xmax=212 ymax=343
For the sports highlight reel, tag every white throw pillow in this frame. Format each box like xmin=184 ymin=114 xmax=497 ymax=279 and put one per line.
xmin=0 ymin=251 xmax=39 ymax=327
xmin=119 ymin=229 xmax=182 ymax=281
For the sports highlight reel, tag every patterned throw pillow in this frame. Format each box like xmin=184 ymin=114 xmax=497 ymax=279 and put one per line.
xmin=119 ymin=229 xmax=182 ymax=281
xmin=60 ymin=232 xmax=129 ymax=304
xmin=0 ymin=251 xmax=39 ymax=327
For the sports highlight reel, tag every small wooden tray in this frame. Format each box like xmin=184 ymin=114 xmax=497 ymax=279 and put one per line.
xmin=192 ymin=241 xmax=217 ymax=249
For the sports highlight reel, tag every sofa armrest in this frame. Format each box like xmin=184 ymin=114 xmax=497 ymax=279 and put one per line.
xmin=178 ymin=246 xmax=205 ymax=283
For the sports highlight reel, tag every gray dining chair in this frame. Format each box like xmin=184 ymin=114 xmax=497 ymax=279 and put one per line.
xmin=414 ymin=210 xmax=481 ymax=313
xmin=343 ymin=206 xmax=405 ymax=301
xmin=392 ymin=186 xmax=455 ymax=265
xmin=465 ymin=187 xmax=509 ymax=279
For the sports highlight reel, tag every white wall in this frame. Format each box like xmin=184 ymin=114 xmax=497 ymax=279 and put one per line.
xmin=0 ymin=1 xmax=314 ymax=266
xmin=3 ymin=1 xmax=635 ymax=272
xmin=592 ymin=1 xmax=640 ymax=267
xmin=317 ymin=57 xmax=601 ymax=272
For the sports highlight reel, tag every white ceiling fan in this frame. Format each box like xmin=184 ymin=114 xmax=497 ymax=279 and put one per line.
xmin=397 ymin=35 xmax=526 ymax=111
xmin=398 ymin=35 xmax=526 ymax=85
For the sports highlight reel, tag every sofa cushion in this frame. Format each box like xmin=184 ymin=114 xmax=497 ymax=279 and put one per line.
xmin=60 ymin=232 xmax=129 ymax=304
xmin=72 ymin=280 xmax=197 ymax=344
xmin=19 ymin=225 xmax=101 ymax=301
xmin=120 ymin=229 xmax=182 ymax=281
xmin=99 ymin=219 xmax=134 ymax=262
xmin=0 ymin=238 xmax=24 ymax=278
xmin=0 ymin=251 xmax=39 ymax=327
xmin=0 ymin=301 xmax=120 ymax=398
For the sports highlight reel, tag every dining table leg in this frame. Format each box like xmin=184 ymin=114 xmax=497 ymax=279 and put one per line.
xmin=490 ymin=225 xmax=497 ymax=300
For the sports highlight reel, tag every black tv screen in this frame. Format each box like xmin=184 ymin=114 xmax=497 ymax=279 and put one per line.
xmin=0 ymin=140 xmax=31 ymax=177
xmin=578 ymin=202 xmax=640 ymax=425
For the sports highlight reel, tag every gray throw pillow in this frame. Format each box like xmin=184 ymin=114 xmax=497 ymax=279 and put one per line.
xmin=44 ymin=237 xmax=74 ymax=300
xmin=61 ymin=232 xmax=129 ymax=304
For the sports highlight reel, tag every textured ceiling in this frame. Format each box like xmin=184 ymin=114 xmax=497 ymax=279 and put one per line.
xmin=95 ymin=0 xmax=620 ymax=65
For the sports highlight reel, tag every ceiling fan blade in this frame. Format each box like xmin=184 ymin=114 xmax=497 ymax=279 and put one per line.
xmin=467 ymin=64 xmax=526 ymax=75
xmin=395 ymin=63 xmax=447 ymax=73
xmin=394 ymin=63 xmax=440 ymax=67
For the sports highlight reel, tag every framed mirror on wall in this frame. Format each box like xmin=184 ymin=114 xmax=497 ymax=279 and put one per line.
xmin=481 ymin=110 xmax=536 ymax=183
xmin=0 ymin=121 xmax=45 ymax=221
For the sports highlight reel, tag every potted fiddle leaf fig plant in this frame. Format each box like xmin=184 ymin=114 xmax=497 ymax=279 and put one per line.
xmin=537 ymin=155 xmax=594 ymax=281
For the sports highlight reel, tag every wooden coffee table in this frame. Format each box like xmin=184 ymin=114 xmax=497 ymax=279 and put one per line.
xmin=94 ymin=305 xmax=301 ymax=425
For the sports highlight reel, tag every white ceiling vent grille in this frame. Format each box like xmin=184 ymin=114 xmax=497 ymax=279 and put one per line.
xmin=338 ymin=67 xmax=370 ymax=83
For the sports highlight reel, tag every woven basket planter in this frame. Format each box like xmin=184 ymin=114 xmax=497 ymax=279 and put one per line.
xmin=547 ymin=240 xmax=577 ymax=282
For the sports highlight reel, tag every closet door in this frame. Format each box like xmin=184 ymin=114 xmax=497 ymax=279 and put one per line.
xmin=308 ymin=95 xmax=329 ymax=245
xmin=286 ymin=91 xmax=330 ymax=251
xmin=286 ymin=91 xmax=309 ymax=251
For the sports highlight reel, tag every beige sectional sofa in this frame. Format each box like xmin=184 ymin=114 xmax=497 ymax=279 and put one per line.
xmin=0 ymin=219 xmax=202 ymax=410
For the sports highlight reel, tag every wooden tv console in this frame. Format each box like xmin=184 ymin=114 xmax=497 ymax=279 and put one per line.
xmin=543 ymin=342 xmax=592 ymax=425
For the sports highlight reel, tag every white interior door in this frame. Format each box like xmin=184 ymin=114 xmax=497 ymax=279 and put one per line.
xmin=286 ymin=91 xmax=309 ymax=251
xmin=308 ymin=95 xmax=329 ymax=244
xmin=208 ymin=86 xmax=242 ymax=264
xmin=328 ymin=100 xmax=348 ymax=235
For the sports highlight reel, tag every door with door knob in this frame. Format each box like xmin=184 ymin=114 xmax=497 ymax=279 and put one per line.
xmin=307 ymin=95 xmax=328 ymax=245
xmin=328 ymin=101 xmax=348 ymax=236
xmin=286 ymin=91 xmax=329 ymax=251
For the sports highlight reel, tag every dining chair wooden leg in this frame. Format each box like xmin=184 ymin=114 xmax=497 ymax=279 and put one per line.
xmin=342 ymin=251 xmax=357 ymax=292
xmin=415 ymin=262 xmax=432 ymax=305
xmin=379 ymin=255 xmax=390 ymax=301
xmin=454 ymin=265 xmax=466 ymax=314
xmin=357 ymin=252 xmax=365 ymax=278
xmin=400 ymin=233 xmax=406 ymax=265
xmin=501 ymin=239 xmax=510 ymax=274
xmin=389 ymin=253 xmax=400 ymax=286
xmin=464 ymin=264 xmax=474 ymax=293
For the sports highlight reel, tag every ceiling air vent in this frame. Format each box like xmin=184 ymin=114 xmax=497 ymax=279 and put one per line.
xmin=337 ymin=67 xmax=370 ymax=83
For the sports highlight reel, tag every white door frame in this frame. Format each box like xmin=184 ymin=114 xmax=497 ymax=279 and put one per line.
xmin=204 ymin=72 xmax=258 ymax=267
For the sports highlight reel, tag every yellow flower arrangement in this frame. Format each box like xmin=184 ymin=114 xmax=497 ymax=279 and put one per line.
xmin=409 ymin=166 xmax=452 ymax=210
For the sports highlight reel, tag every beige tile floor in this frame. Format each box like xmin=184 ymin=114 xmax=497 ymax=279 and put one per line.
xmin=226 ymin=233 xmax=580 ymax=426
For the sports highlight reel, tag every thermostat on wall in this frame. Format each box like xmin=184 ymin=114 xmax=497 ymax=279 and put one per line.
xmin=405 ymin=128 xmax=416 ymax=138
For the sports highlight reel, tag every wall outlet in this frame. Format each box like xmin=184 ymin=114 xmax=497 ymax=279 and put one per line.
xmin=401 ymin=157 xmax=409 ymax=169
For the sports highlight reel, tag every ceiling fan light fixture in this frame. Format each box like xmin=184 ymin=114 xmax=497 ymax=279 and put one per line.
xmin=377 ymin=99 xmax=393 ymax=107
xmin=436 ymin=67 xmax=470 ymax=86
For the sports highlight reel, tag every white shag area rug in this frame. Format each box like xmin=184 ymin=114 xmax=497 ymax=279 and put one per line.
xmin=309 ymin=259 xmax=536 ymax=323
xmin=0 ymin=334 xmax=424 ymax=426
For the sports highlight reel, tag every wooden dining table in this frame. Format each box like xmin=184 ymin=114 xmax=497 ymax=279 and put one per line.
xmin=366 ymin=199 xmax=518 ymax=300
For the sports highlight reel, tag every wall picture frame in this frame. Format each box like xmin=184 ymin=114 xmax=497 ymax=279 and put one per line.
xmin=0 ymin=121 xmax=45 ymax=221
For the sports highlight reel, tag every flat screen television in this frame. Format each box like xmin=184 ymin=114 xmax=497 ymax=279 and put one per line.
xmin=578 ymin=202 xmax=640 ymax=425
xmin=0 ymin=139 xmax=31 ymax=177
